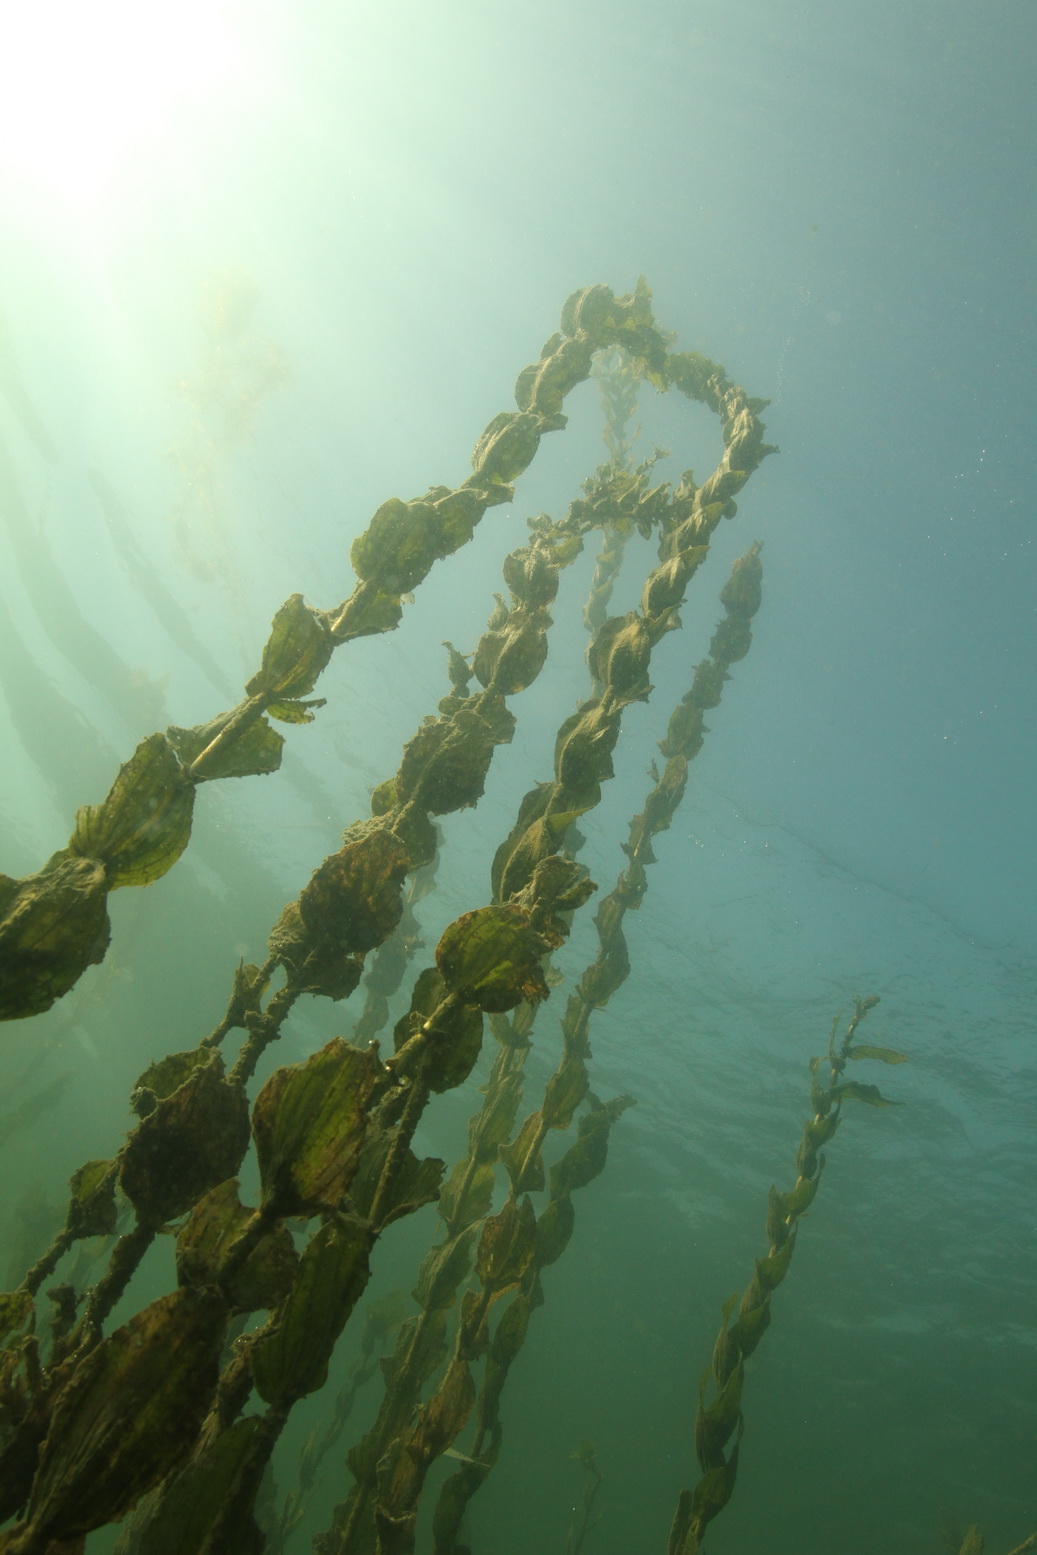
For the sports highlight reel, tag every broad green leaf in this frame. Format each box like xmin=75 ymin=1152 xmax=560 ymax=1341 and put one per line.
xmin=695 ymin=1360 xmax=743 ymax=1470
xmin=167 ymin=710 xmax=284 ymax=781
xmin=0 ymin=853 xmax=110 ymax=1020
xmin=764 ymin=1186 xmax=790 ymax=1250
xmin=848 ymin=1044 xmax=908 ymax=1065
xmin=436 ymin=904 xmax=548 ymax=1013
xmin=688 ymin=1443 xmax=740 ymax=1528
xmin=132 ymin=1044 xmax=213 ymax=1109
xmin=473 ymin=616 xmax=550 ymax=697
xmin=120 ymin=1053 xmax=250 ymax=1225
xmin=490 ymin=1292 xmax=531 ymax=1369
xmin=395 ymin=705 xmax=512 ymax=817
xmin=550 ymin=1110 xmax=611 ymax=1194
xmin=266 ymin=697 xmax=327 ymax=724
xmin=251 ymin=1217 xmax=371 ymax=1407
xmin=831 ymin=1080 xmax=900 ymax=1108
xmin=403 ymin=1357 xmax=475 ymax=1470
xmin=21 ymin=1288 xmax=226 ymax=1541
xmin=245 ymin=593 xmax=333 ymax=700
xmin=731 ymin=1300 xmax=771 ymax=1358
xmin=299 ymin=824 xmax=411 ymax=955
xmin=786 ymin=1172 xmax=822 ymax=1216
xmin=348 ymin=1132 xmax=444 ymax=1228
xmin=499 ymin=1112 xmax=546 ymax=1196
xmin=175 ymin=1180 xmax=297 ymax=1312
xmin=134 ymin=1415 xmax=267 ymax=1555
xmin=475 ymin=1196 xmax=537 ymax=1295
xmin=437 ymin=1160 xmax=495 ymax=1231
xmin=541 ymin=1055 xmax=588 ymax=1130
xmin=467 ymin=1071 xmax=524 ymax=1163
xmin=755 ymin=1228 xmax=797 ymax=1292
xmin=65 ymin=1159 xmax=118 ymax=1239
xmin=470 ymin=411 xmax=542 ymax=489
xmin=589 ymin=613 xmax=651 ymax=703
xmin=251 ymin=1038 xmax=384 ymax=1217
xmin=350 ymin=498 xmax=440 ymax=593
xmin=393 ymin=968 xmax=484 ymax=1094
xmin=70 ymin=733 xmax=195 ymax=890
xmin=534 ymin=1192 xmax=575 ymax=1268
xmin=413 ymin=1229 xmax=477 ymax=1314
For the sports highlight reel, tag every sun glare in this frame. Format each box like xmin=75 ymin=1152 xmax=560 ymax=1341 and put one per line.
xmin=0 ymin=0 xmax=247 ymax=205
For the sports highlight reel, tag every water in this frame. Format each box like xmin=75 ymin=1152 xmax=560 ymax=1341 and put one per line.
xmin=0 ymin=2 xmax=1034 ymax=1553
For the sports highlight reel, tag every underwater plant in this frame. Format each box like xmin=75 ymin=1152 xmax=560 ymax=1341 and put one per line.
xmin=1 ymin=279 xmax=1014 ymax=1555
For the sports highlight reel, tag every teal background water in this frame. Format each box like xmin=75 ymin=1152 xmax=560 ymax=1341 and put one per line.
xmin=1 ymin=1 xmax=1034 ymax=1551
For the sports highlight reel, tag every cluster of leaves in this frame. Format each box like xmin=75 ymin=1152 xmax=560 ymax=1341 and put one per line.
xmin=309 ymin=441 xmax=768 ymax=1550
xmin=0 ymin=280 xmax=778 ymax=1554
xmin=3 ymin=279 xmax=746 ymax=1023
xmin=667 ymin=997 xmax=905 ymax=1555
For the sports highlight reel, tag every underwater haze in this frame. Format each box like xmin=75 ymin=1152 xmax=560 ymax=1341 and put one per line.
xmin=0 ymin=2 xmax=1035 ymax=1553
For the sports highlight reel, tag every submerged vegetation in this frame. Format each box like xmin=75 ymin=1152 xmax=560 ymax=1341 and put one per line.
xmin=0 ymin=280 xmax=1029 ymax=1554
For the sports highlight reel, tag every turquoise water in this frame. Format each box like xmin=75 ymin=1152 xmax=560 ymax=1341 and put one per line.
xmin=0 ymin=2 xmax=1034 ymax=1552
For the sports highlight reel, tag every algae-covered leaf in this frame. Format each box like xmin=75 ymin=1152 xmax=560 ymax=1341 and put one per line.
xmin=499 ymin=1111 xmax=545 ymax=1196
xmin=437 ymin=1160 xmax=495 ymax=1231
xmin=754 ymin=1227 xmax=796 ymax=1292
xmin=298 ymin=824 xmax=411 ymax=957
xmin=120 ymin=1053 xmax=250 ymax=1225
xmin=134 ymin=1415 xmax=266 ymax=1555
xmin=541 ymin=1055 xmax=589 ymax=1131
xmin=336 ymin=586 xmax=405 ymax=642
xmin=413 ymin=1228 xmax=477 ymax=1314
xmin=731 ymin=1300 xmax=771 ymax=1358
xmin=0 ymin=1290 xmax=34 ymax=1348
xmin=695 ymin=1360 xmax=743 ymax=1470
xmin=550 ymin=1110 xmax=611 ymax=1194
xmin=491 ymin=1290 xmax=531 ymax=1371
xmin=830 ymin=1080 xmax=900 ymax=1108
xmin=393 ymin=968 xmax=484 ymax=1094
xmin=957 ymin=1529 xmax=984 ymax=1555
xmin=0 ymin=854 xmax=110 ymax=1021
xmin=710 ymin=1296 xmax=740 ymax=1388
xmin=589 ymin=614 xmax=652 ymax=704
xmin=266 ymin=697 xmax=327 ymax=724
xmin=435 ymin=904 xmax=549 ymax=1013
xmin=251 ymin=1038 xmax=384 ymax=1217
xmin=475 ymin=1196 xmax=537 ymax=1296
xmin=65 ymin=1159 xmax=118 ymax=1240
xmin=396 ymin=706 xmax=512 ymax=817
xmin=470 ymin=411 xmax=542 ymax=489
xmin=534 ymin=1192 xmax=575 ymax=1268
xmin=407 ymin=1356 xmax=475 ymax=1466
xmin=494 ymin=811 xmax=585 ymax=904
xmin=176 ymin=1180 xmax=297 ymax=1312
xmin=473 ymin=616 xmax=550 ymax=697
xmin=70 ymin=734 xmax=195 ymax=890
xmin=785 ymin=1172 xmax=822 ymax=1216
xmin=688 ymin=1444 xmax=740 ymax=1528
xmin=848 ymin=1044 xmax=908 ymax=1065
xmin=350 ymin=498 xmax=441 ymax=593
xmin=764 ymin=1186 xmax=790 ymax=1251
xmin=266 ymin=900 xmax=364 ymax=1002
xmin=348 ymin=1132 xmax=444 ymax=1228
xmin=251 ymin=1216 xmax=371 ymax=1406
xmin=21 ymin=1288 xmax=226 ymax=1541
xmin=132 ymin=1044 xmax=214 ymax=1111
xmin=467 ymin=1071 xmax=524 ymax=1164
xmin=378 ymin=1311 xmax=448 ymax=1404
xmin=245 ymin=593 xmax=333 ymax=701
xmin=167 ymin=710 xmax=284 ymax=781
